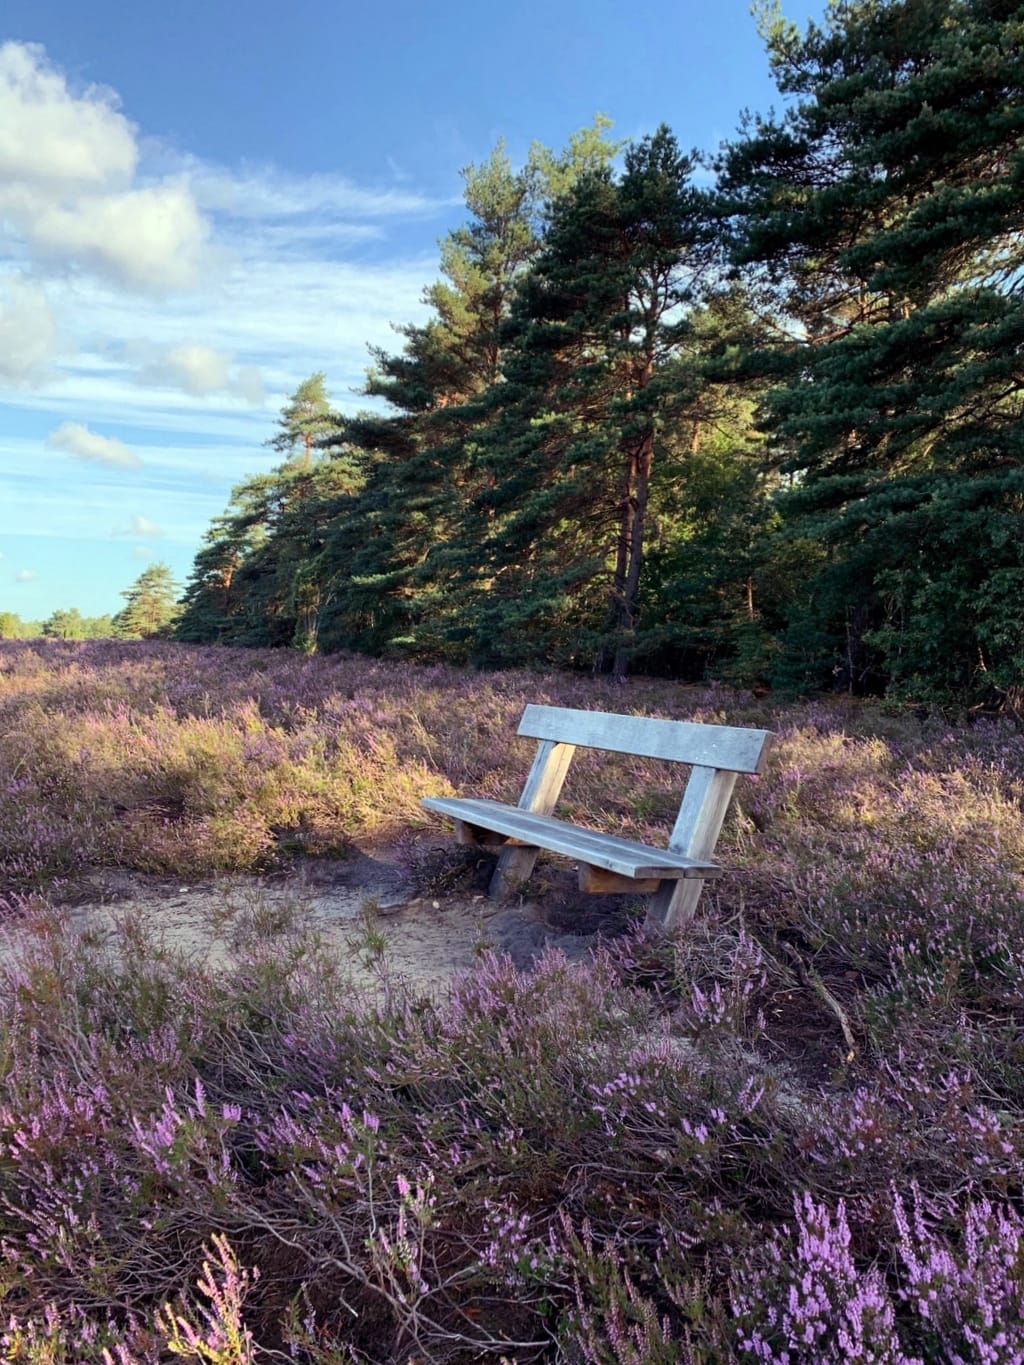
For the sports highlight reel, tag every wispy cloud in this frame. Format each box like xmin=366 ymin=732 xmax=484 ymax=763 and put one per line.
xmin=187 ymin=160 xmax=447 ymax=222
xmin=13 ymin=251 xmax=435 ymax=430
xmin=0 ymin=277 xmax=59 ymax=384
xmin=14 ymin=568 xmax=37 ymax=582
xmin=114 ymin=514 xmax=164 ymax=538
xmin=47 ymin=421 xmax=142 ymax=468
xmin=0 ymin=40 xmax=451 ymax=616
xmin=128 ymin=341 xmax=265 ymax=405
xmin=0 ymin=41 xmax=441 ymax=420
xmin=0 ymin=453 xmax=235 ymax=542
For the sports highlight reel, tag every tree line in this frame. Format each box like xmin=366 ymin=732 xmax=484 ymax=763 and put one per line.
xmin=1 ymin=563 xmax=180 ymax=641
xmin=174 ymin=0 xmax=1024 ymax=711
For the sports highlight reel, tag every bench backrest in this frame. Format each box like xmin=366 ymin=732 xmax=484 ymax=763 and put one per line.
xmin=518 ymin=704 xmax=772 ymax=775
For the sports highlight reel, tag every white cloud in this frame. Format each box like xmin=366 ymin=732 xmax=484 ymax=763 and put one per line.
xmin=47 ymin=421 xmax=142 ymax=468
xmin=0 ymin=42 xmax=209 ymax=292
xmin=114 ymin=514 xmax=164 ymax=538
xmin=133 ymin=342 xmax=265 ymax=404
xmin=0 ymin=42 xmax=456 ymax=620
xmin=26 ymin=182 xmax=209 ymax=292
xmin=14 ymin=568 xmax=36 ymax=582
xmin=0 ymin=278 xmax=58 ymax=384
xmin=0 ymin=42 xmax=136 ymax=190
xmin=0 ymin=41 xmax=443 ymax=415
xmin=154 ymin=343 xmax=229 ymax=396
xmin=132 ymin=544 xmax=156 ymax=560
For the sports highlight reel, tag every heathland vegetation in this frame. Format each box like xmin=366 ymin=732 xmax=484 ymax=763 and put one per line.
xmin=0 ymin=637 xmax=1022 ymax=1360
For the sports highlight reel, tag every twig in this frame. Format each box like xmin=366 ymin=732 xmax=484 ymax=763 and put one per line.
xmin=778 ymin=942 xmax=857 ymax=1062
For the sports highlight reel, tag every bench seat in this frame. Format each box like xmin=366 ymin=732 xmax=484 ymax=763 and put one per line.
xmin=422 ymin=796 xmax=722 ymax=881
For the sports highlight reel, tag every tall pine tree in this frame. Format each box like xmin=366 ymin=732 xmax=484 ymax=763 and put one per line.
xmin=459 ymin=127 xmax=725 ymax=674
xmin=720 ymin=0 xmax=1024 ymax=706
xmin=317 ymin=119 xmax=623 ymax=658
xmin=268 ymin=373 xmax=335 ymax=469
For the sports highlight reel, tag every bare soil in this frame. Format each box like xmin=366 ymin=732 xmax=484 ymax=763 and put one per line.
xmin=4 ymin=842 xmax=639 ymax=997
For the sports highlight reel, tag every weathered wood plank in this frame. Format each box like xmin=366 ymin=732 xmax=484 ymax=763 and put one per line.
xmin=489 ymin=738 xmax=576 ymax=897
xmin=646 ymin=765 xmax=739 ymax=931
xmin=518 ymin=705 xmax=772 ymax=774
xmin=455 ymin=821 xmax=520 ymax=849
xmin=422 ymin=797 xmax=722 ymax=880
xmin=517 ymin=738 xmax=576 ymax=809
xmin=578 ymin=865 xmax=660 ymax=895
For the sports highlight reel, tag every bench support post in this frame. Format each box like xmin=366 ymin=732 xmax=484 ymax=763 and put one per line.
xmin=489 ymin=739 xmax=575 ymax=898
xmin=648 ymin=765 xmax=738 ymax=931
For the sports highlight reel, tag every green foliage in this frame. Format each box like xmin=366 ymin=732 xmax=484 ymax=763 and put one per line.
xmin=40 ymin=609 xmax=116 ymax=641
xmin=311 ymin=118 xmax=625 ymax=661
xmin=638 ymin=404 xmax=791 ymax=688
xmin=718 ymin=0 xmax=1024 ymax=706
xmin=267 ymin=371 xmax=335 ymax=469
xmin=176 ymin=382 xmax=364 ymax=650
xmin=113 ymin=563 xmax=180 ymax=640
xmin=459 ymin=127 xmax=706 ymax=673
xmin=42 ymin=608 xmax=87 ymax=640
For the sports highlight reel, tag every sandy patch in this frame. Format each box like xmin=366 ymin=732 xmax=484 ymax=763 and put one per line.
xmin=3 ymin=844 xmax=629 ymax=997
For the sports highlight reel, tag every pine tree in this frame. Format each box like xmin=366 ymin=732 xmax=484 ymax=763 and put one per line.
xmin=176 ymin=475 xmax=278 ymax=643
xmin=459 ymin=127 xmax=722 ymax=674
xmin=267 ymin=373 xmax=335 ymax=469
xmin=719 ymin=0 xmax=1024 ymax=706
xmin=176 ymin=455 xmax=363 ymax=650
xmin=178 ymin=373 xmax=362 ymax=649
xmin=320 ymin=120 xmax=623 ymax=658
xmin=113 ymin=563 xmax=180 ymax=639
xmin=42 ymin=608 xmax=87 ymax=640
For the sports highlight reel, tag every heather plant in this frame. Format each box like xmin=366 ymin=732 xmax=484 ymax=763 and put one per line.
xmin=0 ymin=912 xmax=1022 ymax=1360
xmin=0 ymin=641 xmax=1023 ymax=1359
xmin=729 ymin=1192 xmax=912 ymax=1363
xmin=727 ymin=1187 xmax=1024 ymax=1365
xmin=4 ymin=640 xmax=1021 ymax=894
xmin=892 ymin=1188 xmax=1024 ymax=1364
xmin=153 ymin=1234 xmax=258 ymax=1362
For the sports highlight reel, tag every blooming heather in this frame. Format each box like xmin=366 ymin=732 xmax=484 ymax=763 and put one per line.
xmin=0 ymin=639 xmax=1020 ymax=1359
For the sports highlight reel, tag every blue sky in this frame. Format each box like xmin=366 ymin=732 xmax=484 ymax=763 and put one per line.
xmin=0 ymin=0 xmax=819 ymax=621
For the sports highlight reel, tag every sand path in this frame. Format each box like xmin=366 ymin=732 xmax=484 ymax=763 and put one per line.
xmin=5 ymin=845 xmax=619 ymax=996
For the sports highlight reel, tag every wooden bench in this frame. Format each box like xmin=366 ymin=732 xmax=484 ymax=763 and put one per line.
xmin=422 ymin=704 xmax=773 ymax=930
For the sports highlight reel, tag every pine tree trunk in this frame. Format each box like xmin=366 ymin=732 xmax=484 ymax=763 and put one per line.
xmin=612 ymin=425 xmax=653 ymax=678
xmin=595 ymin=447 xmax=637 ymax=675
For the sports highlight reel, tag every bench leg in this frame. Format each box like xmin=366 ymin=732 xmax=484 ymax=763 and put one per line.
xmin=489 ymin=738 xmax=575 ymax=899
xmin=647 ymin=766 xmax=737 ymax=931
xmin=489 ymin=845 xmax=542 ymax=899
xmin=646 ymin=878 xmax=705 ymax=932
